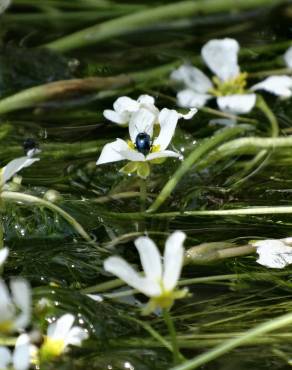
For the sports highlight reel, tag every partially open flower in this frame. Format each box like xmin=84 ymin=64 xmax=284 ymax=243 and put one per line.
xmin=0 ymin=156 xmax=39 ymax=188
xmin=171 ymin=38 xmax=292 ymax=114
xmin=40 ymin=314 xmax=88 ymax=361
xmin=253 ymin=238 xmax=292 ymax=268
xmin=97 ymin=107 xmax=196 ymax=178
xmin=103 ymin=94 xmax=159 ymax=127
xmin=0 ymin=334 xmax=32 ymax=370
xmin=0 ymin=278 xmax=31 ymax=333
xmin=104 ymin=231 xmax=188 ymax=315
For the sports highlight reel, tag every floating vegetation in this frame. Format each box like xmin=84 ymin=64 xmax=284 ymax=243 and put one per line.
xmin=1 ymin=0 xmax=292 ymax=369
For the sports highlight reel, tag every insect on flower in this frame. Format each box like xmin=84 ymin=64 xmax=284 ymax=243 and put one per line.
xmin=97 ymin=105 xmax=196 ymax=178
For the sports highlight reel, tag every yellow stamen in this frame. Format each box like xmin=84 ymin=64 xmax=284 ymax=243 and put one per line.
xmin=209 ymin=72 xmax=248 ymax=97
xmin=0 ymin=320 xmax=13 ymax=333
xmin=127 ymin=140 xmax=135 ymax=150
xmin=40 ymin=337 xmax=65 ymax=361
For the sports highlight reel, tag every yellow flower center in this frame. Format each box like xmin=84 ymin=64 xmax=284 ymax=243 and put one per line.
xmin=0 ymin=320 xmax=13 ymax=333
xmin=208 ymin=72 xmax=248 ymax=97
xmin=40 ymin=337 xmax=65 ymax=361
xmin=142 ymin=286 xmax=188 ymax=315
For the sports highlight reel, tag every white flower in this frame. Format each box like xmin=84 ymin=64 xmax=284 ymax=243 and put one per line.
xmin=0 ymin=278 xmax=31 ymax=333
xmin=251 ymin=46 xmax=292 ymax=98
xmin=0 ymin=334 xmax=32 ymax=370
xmin=40 ymin=313 xmax=88 ymax=360
xmin=103 ymin=94 xmax=159 ymax=126
xmin=253 ymin=238 xmax=292 ymax=268
xmin=0 ymin=247 xmax=9 ymax=267
xmin=0 ymin=156 xmax=39 ymax=187
xmin=104 ymin=231 xmax=188 ymax=314
xmin=172 ymin=40 xmax=292 ymax=114
xmin=171 ymin=38 xmax=257 ymax=114
xmin=97 ymin=107 xmax=196 ymax=178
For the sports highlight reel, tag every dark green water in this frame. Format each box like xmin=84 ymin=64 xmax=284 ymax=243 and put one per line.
xmin=2 ymin=0 xmax=292 ymax=369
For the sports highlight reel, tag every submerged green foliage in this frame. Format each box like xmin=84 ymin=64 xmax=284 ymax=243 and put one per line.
xmin=1 ymin=0 xmax=292 ymax=369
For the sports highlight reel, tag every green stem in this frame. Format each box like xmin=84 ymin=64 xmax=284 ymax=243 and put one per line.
xmin=1 ymin=191 xmax=93 ymax=243
xmin=227 ymin=95 xmax=279 ymax=188
xmin=256 ymin=95 xmax=279 ymax=137
xmin=43 ymin=0 xmax=286 ymax=52
xmin=103 ymin=204 xmax=292 ymax=220
xmin=185 ymin=244 xmax=255 ymax=265
xmin=0 ymin=76 xmax=132 ymax=116
xmin=148 ymin=125 xmax=252 ymax=212
xmin=140 ymin=178 xmax=147 ymax=211
xmin=163 ymin=309 xmax=184 ymax=365
xmin=171 ymin=311 xmax=292 ymax=370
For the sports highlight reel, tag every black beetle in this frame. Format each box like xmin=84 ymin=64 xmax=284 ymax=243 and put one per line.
xmin=135 ymin=133 xmax=151 ymax=156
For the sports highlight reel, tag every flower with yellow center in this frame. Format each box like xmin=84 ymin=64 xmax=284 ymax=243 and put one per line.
xmin=104 ymin=231 xmax=188 ymax=315
xmin=0 ymin=278 xmax=31 ymax=334
xmin=171 ymin=38 xmax=256 ymax=114
xmin=97 ymin=106 xmax=196 ymax=178
xmin=172 ymin=39 xmax=292 ymax=115
xmin=40 ymin=314 xmax=88 ymax=362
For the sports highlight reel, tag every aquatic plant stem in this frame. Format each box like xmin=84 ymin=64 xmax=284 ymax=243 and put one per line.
xmin=0 ymin=191 xmax=93 ymax=243
xmin=43 ymin=0 xmax=286 ymax=52
xmin=148 ymin=125 xmax=252 ymax=212
xmin=185 ymin=244 xmax=255 ymax=265
xmin=163 ymin=309 xmax=184 ymax=365
xmin=171 ymin=311 xmax=292 ymax=370
xmin=0 ymin=76 xmax=131 ymax=116
xmin=140 ymin=178 xmax=147 ymax=211
xmin=227 ymin=95 xmax=279 ymax=187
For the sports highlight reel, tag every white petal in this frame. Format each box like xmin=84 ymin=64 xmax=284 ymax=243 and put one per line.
xmin=11 ymin=279 xmax=31 ymax=330
xmin=217 ymin=94 xmax=256 ymax=114
xmin=0 ymin=0 xmax=11 ymax=15
xmin=0 ymin=347 xmax=11 ymax=368
xmin=86 ymin=294 xmax=103 ymax=302
xmin=96 ymin=139 xmax=129 ymax=165
xmin=104 ymin=256 xmax=160 ymax=297
xmin=0 ymin=279 xmax=12 ymax=318
xmin=48 ymin=314 xmax=74 ymax=340
xmin=178 ymin=108 xmax=198 ymax=120
xmin=119 ymin=148 xmax=145 ymax=162
xmin=103 ymin=109 xmax=129 ymax=125
xmin=113 ymin=96 xmax=140 ymax=114
xmin=146 ymin=150 xmax=181 ymax=161
xmin=251 ymin=76 xmax=292 ymax=98
xmin=134 ymin=236 xmax=162 ymax=283
xmin=0 ymin=247 xmax=9 ymax=266
xmin=137 ymin=95 xmax=155 ymax=106
xmin=13 ymin=334 xmax=30 ymax=370
xmin=284 ymin=46 xmax=292 ymax=68
xmin=128 ymin=108 xmax=155 ymax=143
xmin=163 ymin=231 xmax=186 ymax=291
xmin=64 ymin=327 xmax=88 ymax=347
xmin=202 ymin=38 xmax=240 ymax=81
xmin=171 ymin=65 xmax=213 ymax=93
xmin=176 ymin=89 xmax=211 ymax=108
xmin=254 ymin=240 xmax=292 ymax=268
xmin=154 ymin=108 xmax=179 ymax=150
xmin=1 ymin=157 xmax=39 ymax=185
